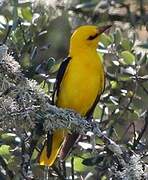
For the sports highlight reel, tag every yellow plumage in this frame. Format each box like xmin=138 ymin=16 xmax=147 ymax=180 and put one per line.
xmin=39 ymin=129 xmax=65 ymax=166
xmin=57 ymin=51 xmax=104 ymax=115
xmin=39 ymin=25 xmax=110 ymax=166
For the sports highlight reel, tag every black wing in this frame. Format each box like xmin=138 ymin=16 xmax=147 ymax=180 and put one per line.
xmin=52 ymin=57 xmax=71 ymax=104
xmin=85 ymin=73 xmax=106 ymax=120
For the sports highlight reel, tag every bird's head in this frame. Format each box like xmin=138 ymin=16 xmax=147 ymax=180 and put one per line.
xmin=70 ymin=25 xmax=111 ymax=55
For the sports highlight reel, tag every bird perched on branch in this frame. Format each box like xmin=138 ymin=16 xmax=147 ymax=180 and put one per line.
xmin=39 ymin=25 xmax=111 ymax=166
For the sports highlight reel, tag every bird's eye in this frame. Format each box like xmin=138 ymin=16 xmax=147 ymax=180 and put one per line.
xmin=87 ymin=33 xmax=99 ymax=40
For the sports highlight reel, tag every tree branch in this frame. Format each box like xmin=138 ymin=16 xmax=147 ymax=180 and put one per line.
xmin=0 ymin=44 xmax=146 ymax=179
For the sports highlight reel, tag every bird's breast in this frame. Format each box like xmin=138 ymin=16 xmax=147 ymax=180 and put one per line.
xmin=56 ymin=53 xmax=104 ymax=116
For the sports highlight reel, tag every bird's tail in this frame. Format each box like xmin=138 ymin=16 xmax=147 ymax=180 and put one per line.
xmin=39 ymin=129 xmax=66 ymax=166
xmin=60 ymin=132 xmax=80 ymax=161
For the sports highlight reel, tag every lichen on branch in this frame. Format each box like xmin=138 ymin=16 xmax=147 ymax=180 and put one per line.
xmin=0 ymin=44 xmax=146 ymax=179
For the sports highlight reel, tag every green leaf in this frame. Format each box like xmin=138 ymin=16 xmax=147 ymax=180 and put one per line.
xmin=101 ymin=176 xmax=108 ymax=180
xmin=31 ymin=149 xmax=38 ymax=161
xmin=46 ymin=57 xmax=55 ymax=72
xmin=50 ymin=61 xmax=62 ymax=73
xmin=82 ymin=154 xmax=104 ymax=166
xmin=21 ymin=7 xmax=32 ymax=21
xmin=93 ymin=105 xmax=102 ymax=119
xmin=110 ymin=81 xmax=117 ymax=89
xmin=8 ymin=156 xmax=21 ymax=171
xmin=74 ymin=154 xmax=92 ymax=172
xmin=114 ymin=29 xmax=122 ymax=45
xmin=120 ymin=51 xmax=135 ymax=65
xmin=74 ymin=156 xmax=86 ymax=172
xmin=96 ymin=137 xmax=104 ymax=145
xmin=118 ymin=74 xmax=131 ymax=81
xmin=121 ymin=39 xmax=133 ymax=51
xmin=0 ymin=145 xmax=11 ymax=160
xmin=39 ymin=81 xmax=49 ymax=94
xmin=1 ymin=133 xmax=16 ymax=144
xmin=21 ymin=53 xmax=31 ymax=68
xmin=100 ymin=33 xmax=112 ymax=47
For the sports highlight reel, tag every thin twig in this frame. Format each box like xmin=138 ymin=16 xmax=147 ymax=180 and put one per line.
xmin=100 ymin=104 xmax=106 ymax=123
xmin=132 ymin=110 xmax=148 ymax=150
xmin=18 ymin=19 xmax=27 ymax=45
xmin=59 ymin=161 xmax=66 ymax=179
xmin=21 ymin=137 xmax=28 ymax=177
xmin=139 ymin=0 xmax=146 ymax=24
xmin=71 ymin=157 xmax=75 ymax=180
xmin=2 ymin=25 xmax=12 ymax=44
xmin=43 ymin=166 xmax=49 ymax=180
xmin=52 ymin=165 xmax=65 ymax=180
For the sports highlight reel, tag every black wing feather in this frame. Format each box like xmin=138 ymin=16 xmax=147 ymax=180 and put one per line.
xmin=52 ymin=57 xmax=71 ymax=104
xmin=45 ymin=57 xmax=71 ymax=159
xmin=85 ymin=73 xmax=106 ymax=120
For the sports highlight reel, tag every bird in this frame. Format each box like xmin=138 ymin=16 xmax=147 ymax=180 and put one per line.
xmin=39 ymin=25 xmax=111 ymax=166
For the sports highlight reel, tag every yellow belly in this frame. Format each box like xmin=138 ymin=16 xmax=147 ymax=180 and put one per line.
xmin=56 ymin=53 xmax=104 ymax=116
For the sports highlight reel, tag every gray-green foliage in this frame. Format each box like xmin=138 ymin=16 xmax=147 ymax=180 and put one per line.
xmin=0 ymin=0 xmax=148 ymax=179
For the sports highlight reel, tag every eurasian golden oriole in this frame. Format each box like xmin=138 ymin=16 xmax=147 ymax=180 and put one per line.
xmin=39 ymin=25 xmax=111 ymax=166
